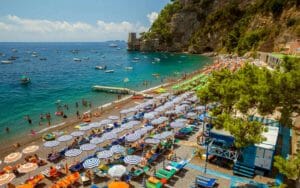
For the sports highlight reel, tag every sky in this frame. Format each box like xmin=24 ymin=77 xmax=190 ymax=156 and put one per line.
xmin=0 ymin=0 xmax=170 ymax=42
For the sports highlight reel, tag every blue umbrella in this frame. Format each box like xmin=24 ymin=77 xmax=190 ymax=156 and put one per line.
xmin=80 ymin=143 xmax=96 ymax=151
xmin=110 ymin=145 xmax=125 ymax=154
xmin=57 ymin=135 xmax=73 ymax=142
xmin=90 ymin=137 xmax=105 ymax=145
xmin=83 ymin=158 xmax=100 ymax=169
xmin=125 ymin=133 xmax=141 ymax=142
xmin=97 ymin=150 xmax=113 ymax=159
xmin=65 ymin=149 xmax=82 ymax=157
xmin=43 ymin=141 xmax=60 ymax=148
xmin=124 ymin=155 xmax=142 ymax=165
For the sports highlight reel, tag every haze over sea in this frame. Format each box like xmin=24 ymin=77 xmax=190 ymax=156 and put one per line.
xmin=0 ymin=41 xmax=212 ymax=143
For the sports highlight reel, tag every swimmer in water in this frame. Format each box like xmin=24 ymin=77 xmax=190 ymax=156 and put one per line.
xmin=5 ymin=127 xmax=9 ymax=133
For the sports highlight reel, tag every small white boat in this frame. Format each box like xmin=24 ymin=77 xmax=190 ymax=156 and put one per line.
xmin=11 ymin=48 xmax=18 ymax=52
xmin=1 ymin=60 xmax=12 ymax=64
xmin=125 ymin=66 xmax=133 ymax=70
xmin=109 ymin=43 xmax=118 ymax=48
xmin=133 ymin=57 xmax=140 ymax=60
xmin=117 ymin=48 xmax=121 ymax=50
xmin=154 ymin=57 xmax=161 ymax=62
xmin=95 ymin=65 xmax=107 ymax=70
xmin=73 ymin=58 xmax=81 ymax=62
xmin=32 ymin=54 xmax=38 ymax=57
xmin=105 ymin=70 xmax=114 ymax=73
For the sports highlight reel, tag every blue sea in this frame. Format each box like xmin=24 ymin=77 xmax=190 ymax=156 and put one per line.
xmin=0 ymin=42 xmax=212 ymax=143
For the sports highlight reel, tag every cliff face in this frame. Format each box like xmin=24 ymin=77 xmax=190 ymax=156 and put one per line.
xmin=143 ymin=0 xmax=300 ymax=55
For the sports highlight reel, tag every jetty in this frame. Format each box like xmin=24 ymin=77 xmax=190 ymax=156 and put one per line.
xmin=92 ymin=85 xmax=137 ymax=94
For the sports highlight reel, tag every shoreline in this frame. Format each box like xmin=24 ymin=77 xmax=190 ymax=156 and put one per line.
xmin=0 ymin=65 xmax=207 ymax=158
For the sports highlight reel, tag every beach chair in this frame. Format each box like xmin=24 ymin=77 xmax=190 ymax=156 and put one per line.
xmin=69 ymin=163 xmax=83 ymax=172
xmin=195 ymin=175 xmax=217 ymax=188
xmin=169 ymin=160 xmax=188 ymax=170
xmin=155 ymin=169 xmax=176 ymax=180
xmin=146 ymin=178 xmax=163 ymax=188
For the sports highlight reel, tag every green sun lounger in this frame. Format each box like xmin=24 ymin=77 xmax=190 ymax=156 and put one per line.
xmin=146 ymin=180 xmax=162 ymax=188
xmin=155 ymin=169 xmax=176 ymax=180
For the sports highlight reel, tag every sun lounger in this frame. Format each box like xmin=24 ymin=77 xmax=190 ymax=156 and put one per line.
xmin=146 ymin=177 xmax=163 ymax=188
xmin=169 ymin=160 xmax=188 ymax=170
xmin=194 ymin=175 xmax=217 ymax=188
xmin=155 ymin=169 xmax=176 ymax=180
xmin=69 ymin=163 xmax=83 ymax=172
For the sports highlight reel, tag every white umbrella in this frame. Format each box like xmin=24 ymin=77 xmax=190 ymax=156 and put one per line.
xmin=176 ymin=118 xmax=188 ymax=123
xmin=4 ymin=152 xmax=22 ymax=164
xmin=144 ymin=112 xmax=157 ymax=120
xmin=100 ymin=119 xmax=112 ymax=125
xmin=71 ymin=131 xmax=85 ymax=137
xmin=111 ymin=127 xmax=124 ymax=134
xmin=127 ymin=120 xmax=140 ymax=127
xmin=108 ymin=116 xmax=119 ymax=120
xmin=187 ymin=112 xmax=197 ymax=119
xmin=97 ymin=150 xmax=113 ymax=159
xmin=110 ymin=145 xmax=125 ymax=154
xmin=108 ymin=165 xmax=127 ymax=178
xmin=170 ymin=121 xmax=185 ymax=129
xmin=102 ymin=132 xmax=117 ymax=140
xmin=22 ymin=145 xmax=39 ymax=154
xmin=195 ymin=106 xmax=205 ymax=111
xmin=18 ymin=162 xmax=38 ymax=174
xmin=125 ymin=133 xmax=141 ymax=142
xmin=90 ymin=137 xmax=105 ymax=145
xmin=57 ymin=135 xmax=73 ymax=142
xmin=89 ymin=122 xmax=102 ymax=128
xmin=80 ymin=143 xmax=96 ymax=151
xmin=144 ymin=138 xmax=160 ymax=144
xmin=160 ymin=131 xmax=174 ymax=139
xmin=124 ymin=155 xmax=142 ymax=165
xmin=65 ymin=149 xmax=82 ymax=157
xmin=83 ymin=158 xmax=100 ymax=169
xmin=0 ymin=173 xmax=15 ymax=186
xmin=79 ymin=125 xmax=92 ymax=131
xmin=43 ymin=140 xmax=60 ymax=148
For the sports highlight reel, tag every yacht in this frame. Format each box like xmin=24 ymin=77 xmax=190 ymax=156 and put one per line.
xmin=109 ymin=43 xmax=118 ymax=48
xmin=73 ymin=58 xmax=81 ymax=62
xmin=95 ymin=65 xmax=107 ymax=70
xmin=1 ymin=60 xmax=12 ymax=64
xmin=105 ymin=70 xmax=114 ymax=73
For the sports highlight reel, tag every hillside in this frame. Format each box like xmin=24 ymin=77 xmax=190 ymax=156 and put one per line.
xmin=142 ymin=0 xmax=300 ymax=55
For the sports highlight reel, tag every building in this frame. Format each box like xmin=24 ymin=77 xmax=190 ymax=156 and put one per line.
xmin=257 ymin=52 xmax=282 ymax=68
xmin=127 ymin=32 xmax=160 ymax=51
xmin=127 ymin=32 xmax=140 ymax=51
xmin=208 ymin=125 xmax=279 ymax=177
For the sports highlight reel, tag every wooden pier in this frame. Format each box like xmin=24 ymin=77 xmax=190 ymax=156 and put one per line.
xmin=92 ymin=85 xmax=136 ymax=94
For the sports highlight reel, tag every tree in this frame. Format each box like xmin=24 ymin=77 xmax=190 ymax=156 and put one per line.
xmin=274 ymin=153 xmax=300 ymax=187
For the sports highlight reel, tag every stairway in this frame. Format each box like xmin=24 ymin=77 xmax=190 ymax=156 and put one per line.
xmin=233 ymin=162 xmax=255 ymax=178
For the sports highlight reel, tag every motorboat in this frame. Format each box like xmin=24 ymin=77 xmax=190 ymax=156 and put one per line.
xmin=20 ymin=75 xmax=31 ymax=84
xmin=73 ymin=58 xmax=81 ymax=62
xmin=11 ymin=48 xmax=18 ymax=52
xmin=95 ymin=65 xmax=107 ymax=70
xmin=152 ymin=73 xmax=160 ymax=77
xmin=39 ymin=57 xmax=47 ymax=61
xmin=1 ymin=60 xmax=12 ymax=64
xmin=109 ymin=43 xmax=118 ymax=47
xmin=105 ymin=70 xmax=114 ymax=73
xmin=154 ymin=57 xmax=161 ymax=62
xmin=133 ymin=57 xmax=140 ymax=60
xmin=8 ymin=56 xmax=18 ymax=60
xmin=125 ymin=66 xmax=133 ymax=70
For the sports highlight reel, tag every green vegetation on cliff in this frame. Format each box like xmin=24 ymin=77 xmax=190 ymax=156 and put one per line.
xmin=196 ymin=57 xmax=300 ymax=147
xmin=145 ymin=0 xmax=300 ymax=54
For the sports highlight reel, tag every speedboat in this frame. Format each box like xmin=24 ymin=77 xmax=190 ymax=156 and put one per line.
xmin=105 ymin=70 xmax=114 ymax=73
xmin=125 ymin=67 xmax=133 ymax=70
xmin=73 ymin=58 xmax=81 ymax=62
xmin=95 ymin=65 xmax=107 ymax=70
xmin=8 ymin=56 xmax=18 ymax=60
xmin=1 ymin=60 xmax=12 ymax=64
xmin=20 ymin=75 xmax=31 ymax=84
xmin=39 ymin=57 xmax=47 ymax=61
xmin=133 ymin=57 xmax=140 ymax=60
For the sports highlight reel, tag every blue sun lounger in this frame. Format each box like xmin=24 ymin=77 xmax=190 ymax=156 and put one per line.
xmin=192 ymin=175 xmax=216 ymax=188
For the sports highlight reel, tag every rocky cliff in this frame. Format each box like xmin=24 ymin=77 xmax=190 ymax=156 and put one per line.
xmin=143 ymin=0 xmax=300 ymax=55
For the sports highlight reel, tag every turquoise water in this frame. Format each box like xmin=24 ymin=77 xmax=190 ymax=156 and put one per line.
xmin=0 ymin=42 xmax=212 ymax=143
